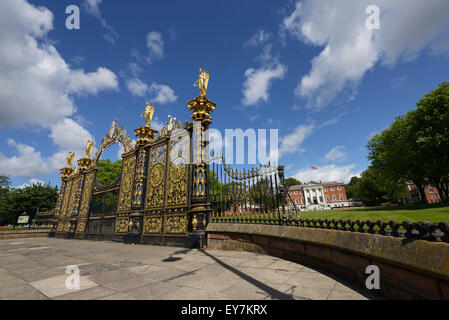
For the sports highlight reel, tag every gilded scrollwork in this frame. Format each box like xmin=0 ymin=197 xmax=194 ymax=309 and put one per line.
xmin=132 ymin=150 xmax=147 ymax=206
xmin=166 ymin=140 xmax=188 ymax=208
xmin=70 ymin=175 xmax=84 ymax=216
xmin=57 ymin=220 xmax=65 ymax=232
xmin=79 ymin=171 xmax=94 ymax=217
xmin=61 ymin=179 xmax=73 ymax=217
xmin=143 ymin=217 xmax=162 ymax=234
xmin=118 ymin=156 xmax=136 ymax=212
xmin=54 ymin=181 xmax=66 ymax=217
xmin=145 ymin=145 xmax=167 ymax=210
xmin=165 ymin=215 xmax=187 ymax=234
xmin=94 ymin=120 xmax=134 ymax=164
xmin=115 ymin=218 xmax=129 ymax=233
xmin=77 ymin=220 xmax=86 ymax=233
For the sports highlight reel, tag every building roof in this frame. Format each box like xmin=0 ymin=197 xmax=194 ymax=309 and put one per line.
xmin=322 ymin=181 xmax=345 ymax=186
xmin=288 ymin=185 xmax=302 ymax=191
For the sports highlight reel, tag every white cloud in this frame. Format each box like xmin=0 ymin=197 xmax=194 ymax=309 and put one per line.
xmin=149 ymin=83 xmax=177 ymax=104
xmin=323 ymin=146 xmax=347 ymax=162
xmin=0 ymin=0 xmax=118 ymax=128
xmin=151 ymin=117 xmax=164 ymax=131
xmin=29 ymin=179 xmax=45 ymax=186
xmin=146 ymin=31 xmax=164 ymax=62
xmin=83 ymin=0 xmax=118 ymax=43
xmin=279 ymin=124 xmax=315 ymax=157
xmin=244 ymin=30 xmax=271 ymax=47
xmin=49 ymin=118 xmax=94 ymax=150
xmin=293 ymin=164 xmax=360 ymax=184
xmin=283 ymin=0 xmax=449 ymax=108
xmin=125 ymin=78 xmax=177 ymax=105
xmin=0 ymin=139 xmax=49 ymax=178
xmin=242 ymin=45 xmax=286 ymax=106
xmin=0 ymin=0 xmax=117 ymax=179
xmin=16 ymin=178 xmax=45 ymax=189
xmin=126 ymin=78 xmax=148 ymax=97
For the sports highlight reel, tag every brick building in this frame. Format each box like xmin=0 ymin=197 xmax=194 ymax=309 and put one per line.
xmin=406 ymin=183 xmax=441 ymax=204
xmin=287 ymin=181 xmax=361 ymax=211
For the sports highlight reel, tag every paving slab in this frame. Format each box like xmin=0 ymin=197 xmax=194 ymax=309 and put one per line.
xmin=54 ymin=286 xmax=117 ymax=300
xmin=29 ymin=274 xmax=98 ymax=298
xmin=0 ymin=237 xmax=379 ymax=300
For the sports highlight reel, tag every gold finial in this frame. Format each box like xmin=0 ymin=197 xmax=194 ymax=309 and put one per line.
xmin=66 ymin=152 xmax=75 ymax=167
xmin=141 ymin=102 xmax=155 ymax=127
xmin=193 ymin=68 xmax=210 ymax=97
xmin=85 ymin=140 xmax=94 ymax=158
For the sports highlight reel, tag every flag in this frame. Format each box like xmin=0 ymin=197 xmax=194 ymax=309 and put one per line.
xmin=310 ymin=166 xmax=318 ymax=170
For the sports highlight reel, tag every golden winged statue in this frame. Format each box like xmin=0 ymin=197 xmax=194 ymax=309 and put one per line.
xmin=141 ymin=102 xmax=155 ymax=127
xmin=193 ymin=68 xmax=209 ymax=97
xmin=66 ymin=152 xmax=75 ymax=167
xmin=85 ymin=140 xmax=95 ymax=158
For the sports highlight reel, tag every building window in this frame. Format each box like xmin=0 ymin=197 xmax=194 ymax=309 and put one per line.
xmin=324 ymin=188 xmax=328 ymax=192
xmin=339 ymin=194 xmax=343 ymax=201
xmin=429 ymin=187 xmax=434 ymax=193
xmin=330 ymin=187 xmax=334 ymax=191
xmin=295 ymin=199 xmax=298 ymax=204
xmin=301 ymin=198 xmax=304 ymax=204
xmin=294 ymin=191 xmax=297 ymax=195
xmin=326 ymin=196 xmax=330 ymax=202
xmin=319 ymin=196 xmax=323 ymax=203
xmin=332 ymin=195 xmax=337 ymax=201
xmin=337 ymin=186 xmax=341 ymax=190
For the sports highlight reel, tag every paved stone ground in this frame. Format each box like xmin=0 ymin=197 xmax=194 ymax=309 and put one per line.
xmin=0 ymin=237 xmax=381 ymax=300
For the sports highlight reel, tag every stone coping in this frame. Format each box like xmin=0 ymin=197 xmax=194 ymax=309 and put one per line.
xmin=0 ymin=229 xmax=50 ymax=233
xmin=206 ymin=223 xmax=449 ymax=281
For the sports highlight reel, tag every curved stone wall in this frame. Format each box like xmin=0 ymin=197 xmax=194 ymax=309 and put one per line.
xmin=206 ymin=223 xmax=449 ymax=299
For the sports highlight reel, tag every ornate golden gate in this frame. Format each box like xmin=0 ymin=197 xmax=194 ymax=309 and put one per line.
xmin=114 ymin=120 xmax=192 ymax=245
xmin=51 ymin=69 xmax=215 ymax=248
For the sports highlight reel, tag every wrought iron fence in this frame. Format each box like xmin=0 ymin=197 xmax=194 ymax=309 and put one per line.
xmin=209 ymin=154 xmax=299 ymax=223
xmin=207 ymin=156 xmax=449 ymax=243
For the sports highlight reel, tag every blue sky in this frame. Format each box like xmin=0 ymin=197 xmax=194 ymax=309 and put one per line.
xmin=1 ymin=0 xmax=449 ymax=189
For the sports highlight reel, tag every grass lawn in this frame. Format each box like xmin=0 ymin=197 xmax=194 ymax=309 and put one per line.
xmin=294 ymin=203 xmax=449 ymax=223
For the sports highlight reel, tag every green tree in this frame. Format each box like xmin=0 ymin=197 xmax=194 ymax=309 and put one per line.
xmin=0 ymin=182 xmax=58 ymax=224
xmin=345 ymin=176 xmax=360 ymax=200
xmin=411 ymin=82 xmax=449 ymax=201
xmin=96 ymin=159 xmax=123 ymax=186
xmin=368 ymin=113 xmax=428 ymax=203
xmin=347 ymin=167 xmax=405 ymax=206
xmin=284 ymin=177 xmax=301 ymax=188
xmin=0 ymin=176 xmax=11 ymax=224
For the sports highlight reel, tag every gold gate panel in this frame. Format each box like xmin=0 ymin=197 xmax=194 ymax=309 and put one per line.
xmin=165 ymin=139 xmax=189 ymax=208
xmin=118 ymin=155 xmax=136 ymax=212
xmin=145 ymin=144 xmax=167 ymax=210
xmin=79 ymin=171 xmax=95 ymax=217
xmin=143 ymin=216 xmax=162 ymax=234
xmin=61 ymin=179 xmax=73 ymax=218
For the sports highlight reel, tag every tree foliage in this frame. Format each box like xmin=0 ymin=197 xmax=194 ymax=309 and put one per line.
xmin=345 ymin=167 xmax=405 ymax=206
xmin=96 ymin=159 xmax=123 ymax=186
xmin=0 ymin=181 xmax=58 ymax=224
xmin=367 ymin=82 xmax=449 ymax=203
xmin=284 ymin=177 xmax=301 ymax=189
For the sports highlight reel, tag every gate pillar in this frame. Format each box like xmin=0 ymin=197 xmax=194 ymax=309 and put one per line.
xmin=187 ymin=94 xmax=216 ymax=248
